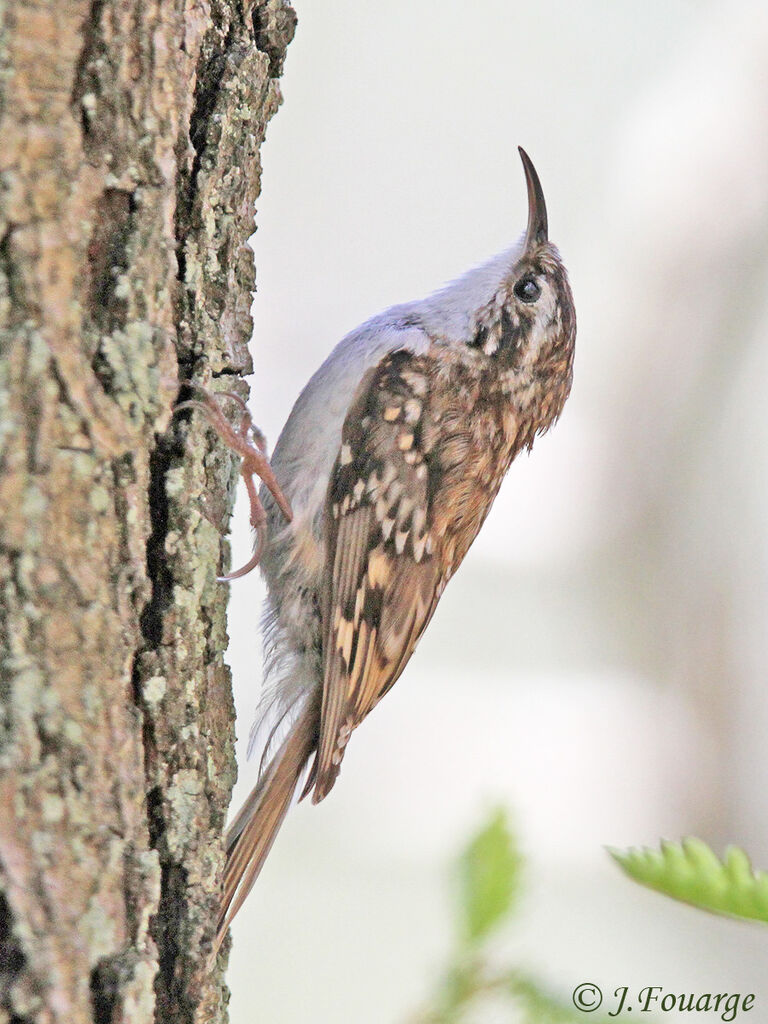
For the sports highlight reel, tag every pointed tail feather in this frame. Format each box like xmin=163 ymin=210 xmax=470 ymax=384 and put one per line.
xmin=214 ymin=691 xmax=319 ymax=950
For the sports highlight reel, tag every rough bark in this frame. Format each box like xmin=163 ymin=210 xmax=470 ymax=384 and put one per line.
xmin=0 ymin=1 xmax=295 ymax=1021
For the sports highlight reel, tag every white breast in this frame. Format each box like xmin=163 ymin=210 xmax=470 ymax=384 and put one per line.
xmin=270 ymin=308 xmax=432 ymax=518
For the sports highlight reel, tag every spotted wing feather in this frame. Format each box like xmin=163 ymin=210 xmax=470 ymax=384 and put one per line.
xmin=308 ymin=349 xmax=442 ymax=803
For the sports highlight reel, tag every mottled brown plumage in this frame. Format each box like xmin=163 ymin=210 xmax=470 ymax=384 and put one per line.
xmin=309 ymin=291 xmax=574 ymax=800
xmin=205 ymin=149 xmax=575 ymax=950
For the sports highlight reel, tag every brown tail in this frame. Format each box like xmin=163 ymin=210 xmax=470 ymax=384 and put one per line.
xmin=214 ymin=692 xmax=319 ymax=951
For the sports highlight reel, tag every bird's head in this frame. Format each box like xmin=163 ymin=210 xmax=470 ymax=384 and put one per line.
xmin=470 ymin=149 xmax=575 ymax=414
xmin=420 ymin=148 xmax=576 ymax=426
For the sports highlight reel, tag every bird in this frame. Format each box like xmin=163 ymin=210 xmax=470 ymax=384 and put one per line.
xmin=186 ymin=147 xmax=576 ymax=951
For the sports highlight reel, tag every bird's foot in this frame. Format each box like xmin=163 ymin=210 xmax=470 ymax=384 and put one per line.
xmin=174 ymin=384 xmax=292 ymax=581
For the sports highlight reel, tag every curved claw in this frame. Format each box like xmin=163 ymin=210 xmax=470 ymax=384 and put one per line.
xmin=173 ymin=398 xmax=215 ymax=420
xmin=217 ymin=522 xmax=267 ymax=582
xmin=215 ymin=390 xmax=254 ymax=442
xmin=215 ymin=390 xmax=249 ymax=415
xmin=173 ymin=384 xmax=292 ymax=583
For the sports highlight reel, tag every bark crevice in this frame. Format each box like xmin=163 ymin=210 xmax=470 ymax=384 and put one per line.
xmin=0 ymin=0 xmax=296 ymax=1020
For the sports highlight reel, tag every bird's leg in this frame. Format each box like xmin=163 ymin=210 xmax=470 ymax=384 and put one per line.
xmin=174 ymin=385 xmax=292 ymax=582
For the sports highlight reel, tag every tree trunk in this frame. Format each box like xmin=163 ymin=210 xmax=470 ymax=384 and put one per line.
xmin=0 ymin=1 xmax=295 ymax=1021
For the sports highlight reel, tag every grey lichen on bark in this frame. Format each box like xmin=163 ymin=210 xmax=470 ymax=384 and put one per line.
xmin=0 ymin=1 xmax=296 ymax=1022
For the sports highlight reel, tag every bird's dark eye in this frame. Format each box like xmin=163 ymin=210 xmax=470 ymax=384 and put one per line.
xmin=514 ymin=276 xmax=541 ymax=303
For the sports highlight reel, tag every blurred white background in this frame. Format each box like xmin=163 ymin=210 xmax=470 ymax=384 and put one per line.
xmin=223 ymin=1 xmax=768 ymax=1020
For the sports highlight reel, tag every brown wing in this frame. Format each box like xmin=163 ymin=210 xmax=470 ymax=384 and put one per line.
xmin=307 ymin=348 xmax=444 ymax=803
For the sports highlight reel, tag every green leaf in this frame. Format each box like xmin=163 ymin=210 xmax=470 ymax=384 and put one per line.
xmin=459 ymin=809 xmax=522 ymax=944
xmin=610 ymin=838 xmax=768 ymax=924
xmin=509 ymin=973 xmax=615 ymax=1024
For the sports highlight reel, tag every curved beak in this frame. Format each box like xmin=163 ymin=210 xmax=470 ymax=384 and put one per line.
xmin=518 ymin=146 xmax=548 ymax=250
